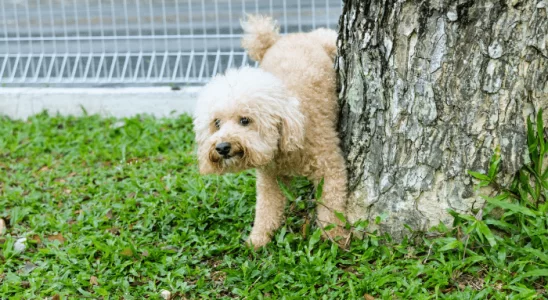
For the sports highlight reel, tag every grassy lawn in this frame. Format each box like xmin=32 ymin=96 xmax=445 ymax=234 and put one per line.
xmin=0 ymin=112 xmax=546 ymax=299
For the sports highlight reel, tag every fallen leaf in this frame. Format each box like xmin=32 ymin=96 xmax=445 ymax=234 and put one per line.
xmin=301 ymin=218 xmax=310 ymax=237
xmin=64 ymin=189 xmax=71 ymax=195
xmin=364 ymin=294 xmax=375 ymax=300
xmin=52 ymin=294 xmax=60 ymax=300
xmin=47 ymin=233 xmax=65 ymax=243
xmin=0 ymin=218 xmax=6 ymax=235
xmin=141 ymin=250 xmax=149 ymax=257
xmin=120 ymin=248 xmax=133 ymax=256
xmin=90 ymin=276 xmax=99 ymax=286
xmin=212 ymin=271 xmax=226 ymax=283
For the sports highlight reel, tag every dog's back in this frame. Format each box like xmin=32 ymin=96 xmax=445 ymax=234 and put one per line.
xmin=241 ymin=15 xmax=340 ymax=156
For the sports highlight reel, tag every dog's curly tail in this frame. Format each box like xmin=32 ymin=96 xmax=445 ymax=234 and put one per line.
xmin=241 ymin=15 xmax=280 ymax=62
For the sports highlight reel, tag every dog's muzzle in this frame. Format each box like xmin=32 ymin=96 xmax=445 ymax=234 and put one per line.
xmin=213 ymin=142 xmax=244 ymax=160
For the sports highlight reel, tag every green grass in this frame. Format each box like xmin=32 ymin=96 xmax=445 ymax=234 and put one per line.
xmin=0 ymin=112 xmax=546 ymax=299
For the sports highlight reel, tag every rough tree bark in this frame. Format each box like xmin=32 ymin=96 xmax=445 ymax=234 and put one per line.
xmin=336 ymin=0 xmax=547 ymax=239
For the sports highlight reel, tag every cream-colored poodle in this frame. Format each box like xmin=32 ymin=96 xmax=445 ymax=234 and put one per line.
xmin=193 ymin=15 xmax=348 ymax=248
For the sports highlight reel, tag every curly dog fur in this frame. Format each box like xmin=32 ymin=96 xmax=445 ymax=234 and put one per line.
xmin=193 ymin=15 xmax=348 ymax=248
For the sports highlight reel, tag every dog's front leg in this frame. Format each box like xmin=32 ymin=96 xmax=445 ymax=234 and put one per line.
xmin=247 ymin=171 xmax=288 ymax=249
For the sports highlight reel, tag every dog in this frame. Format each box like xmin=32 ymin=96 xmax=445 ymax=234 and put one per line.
xmin=193 ymin=15 xmax=348 ymax=248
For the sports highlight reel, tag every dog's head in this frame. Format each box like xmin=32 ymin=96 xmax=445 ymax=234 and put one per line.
xmin=193 ymin=67 xmax=305 ymax=174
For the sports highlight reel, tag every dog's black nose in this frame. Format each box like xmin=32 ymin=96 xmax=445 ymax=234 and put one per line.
xmin=215 ymin=142 xmax=231 ymax=156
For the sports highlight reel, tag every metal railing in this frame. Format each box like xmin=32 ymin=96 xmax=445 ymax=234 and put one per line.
xmin=0 ymin=0 xmax=341 ymax=87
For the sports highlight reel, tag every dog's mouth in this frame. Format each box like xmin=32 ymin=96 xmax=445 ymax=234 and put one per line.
xmin=222 ymin=151 xmax=244 ymax=160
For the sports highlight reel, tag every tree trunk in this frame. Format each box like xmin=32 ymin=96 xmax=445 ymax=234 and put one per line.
xmin=336 ymin=0 xmax=547 ymax=239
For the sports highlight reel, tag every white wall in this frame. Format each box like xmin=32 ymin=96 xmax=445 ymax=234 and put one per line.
xmin=0 ymin=87 xmax=200 ymax=119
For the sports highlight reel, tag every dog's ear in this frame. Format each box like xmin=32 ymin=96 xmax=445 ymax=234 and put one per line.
xmin=279 ymin=97 xmax=305 ymax=152
xmin=193 ymin=115 xmax=218 ymax=174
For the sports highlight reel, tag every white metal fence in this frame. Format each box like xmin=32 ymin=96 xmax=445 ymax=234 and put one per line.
xmin=0 ymin=0 xmax=341 ymax=87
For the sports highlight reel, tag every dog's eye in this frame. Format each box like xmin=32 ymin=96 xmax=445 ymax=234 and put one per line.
xmin=214 ymin=119 xmax=221 ymax=129
xmin=240 ymin=117 xmax=250 ymax=126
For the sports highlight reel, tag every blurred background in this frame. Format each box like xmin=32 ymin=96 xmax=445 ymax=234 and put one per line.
xmin=0 ymin=0 xmax=341 ymax=88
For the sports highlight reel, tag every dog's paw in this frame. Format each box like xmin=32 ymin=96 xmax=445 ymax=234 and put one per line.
xmin=322 ymin=226 xmax=351 ymax=249
xmin=246 ymin=232 xmax=271 ymax=249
